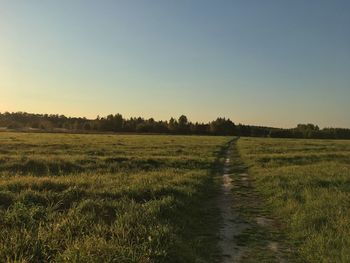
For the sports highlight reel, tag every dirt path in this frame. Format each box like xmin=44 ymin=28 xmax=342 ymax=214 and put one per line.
xmin=218 ymin=140 xmax=249 ymax=263
xmin=218 ymin=139 xmax=289 ymax=263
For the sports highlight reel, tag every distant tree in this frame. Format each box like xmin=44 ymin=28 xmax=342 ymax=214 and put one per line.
xmin=1 ymin=111 xmax=350 ymax=139
xmin=178 ymin=115 xmax=188 ymax=126
xmin=210 ymin=118 xmax=235 ymax=135
xmin=178 ymin=115 xmax=189 ymax=134
xmin=7 ymin=121 xmax=23 ymax=129
xmin=83 ymin=122 xmax=91 ymax=130
xmin=168 ymin=117 xmax=178 ymax=133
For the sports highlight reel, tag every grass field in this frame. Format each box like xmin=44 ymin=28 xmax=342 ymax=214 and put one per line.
xmin=0 ymin=132 xmax=231 ymax=262
xmin=238 ymin=138 xmax=350 ymax=262
xmin=2 ymin=133 xmax=349 ymax=262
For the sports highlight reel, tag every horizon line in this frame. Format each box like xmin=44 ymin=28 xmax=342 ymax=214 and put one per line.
xmin=1 ymin=110 xmax=349 ymax=130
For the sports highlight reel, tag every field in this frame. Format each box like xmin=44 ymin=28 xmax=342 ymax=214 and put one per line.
xmin=1 ymin=133 xmax=349 ymax=263
xmin=238 ymin=138 xmax=350 ymax=262
xmin=0 ymin=132 xmax=231 ymax=262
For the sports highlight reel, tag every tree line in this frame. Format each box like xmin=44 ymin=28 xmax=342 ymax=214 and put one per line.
xmin=1 ymin=112 xmax=350 ymax=139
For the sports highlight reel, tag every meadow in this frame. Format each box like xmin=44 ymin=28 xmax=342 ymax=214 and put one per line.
xmin=238 ymin=138 xmax=350 ymax=262
xmin=2 ymin=132 xmax=349 ymax=263
xmin=0 ymin=132 xmax=231 ymax=262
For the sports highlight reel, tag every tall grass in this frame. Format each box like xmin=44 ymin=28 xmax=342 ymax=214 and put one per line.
xmin=0 ymin=132 xmax=231 ymax=262
xmin=238 ymin=138 xmax=350 ymax=262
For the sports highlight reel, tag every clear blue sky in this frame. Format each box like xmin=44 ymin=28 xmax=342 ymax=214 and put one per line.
xmin=1 ymin=0 xmax=349 ymax=128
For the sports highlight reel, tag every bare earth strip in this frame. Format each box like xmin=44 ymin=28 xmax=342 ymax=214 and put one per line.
xmin=218 ymin=140 xmax=249 ymax=263
xmin=218 ymin=139 xmax=289 ymax=263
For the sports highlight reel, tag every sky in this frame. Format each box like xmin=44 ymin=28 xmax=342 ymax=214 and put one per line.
xmin=1 ymin=0 xmax=349 ymax=128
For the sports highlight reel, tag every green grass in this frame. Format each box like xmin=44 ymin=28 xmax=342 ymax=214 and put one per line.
xmin=0 ymin=132 xmax=231 ymax=263
xmin=238 ymin=137 xmax=350 ymax=263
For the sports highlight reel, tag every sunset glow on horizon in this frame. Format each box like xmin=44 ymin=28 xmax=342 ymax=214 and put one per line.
xmin=1 ymin=0 xmax=350 ymax=128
